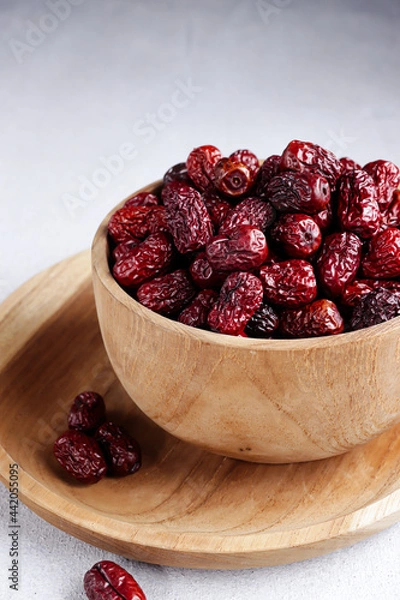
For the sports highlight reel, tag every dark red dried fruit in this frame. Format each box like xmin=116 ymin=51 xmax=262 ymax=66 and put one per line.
xmin=256 ymin=154 xmax=281 ymax=195
xmin=189 ymin=252 xmax=226 ymax=289
xmin=244 ymin=303 xmax=279 ymax=338
xmin=219 ymin=197 xmax=275 ymax=235
xmin=270 ymin=213 xmax=322 ymax=258
xmin=162 ymin=182 xmax=213 ymax=253
xmin=341 ymin=279 xmax=400 ymax=307
xmin=339 ymin=157 xmax=362 ymax=175
xmin=124 ymin=192 xmax=159 ymax=208
xmin=95 ymin=422 xmax=141 ymax=477
xmin=350 ymin=288 xmax=400 ymax=331
xmin=259 ymin=260 xmax=317 ymax=307
xmin=280 ymin=299 xmax=344 ymax=337
xmin=363 ymin=159 xmax=400 ymax=211
xmin=362 ymin=227 xmax=400 ymax=278
xmin=229 ymin=149 xmax=260 ymax=179
xmin=207 ymin=271 xmax=263 ymax=335
xmin=206 ymin=225 xmax=268 ymax=272
xmin=53 ymin=430 xmax=107 ymax=484
xmin=108 ymin=206 xmax=168 ymax=244
xmin=316 ymin=232 xmax=362 ymax=297
xmin=312 ymin=202 xmax=333 ymax=233
xmin=280 ymin=139 xmax=343 ymax=190
xmin=112 ymin=239 xmax=140 ymax=263
xmin=382 ymin=190 xmax=400 ymax=228
xmin=214 ymin=158 xmax=254 ymax=197
xmin=178 ymin=289 xmax=218 ymax=329
xmin=186 ymin=145 xmax=221 ymax=191
xmin=68 ymin=392 xmax=106 ymax=433
xmin=84 ymin=560 xmax=146 ymax=600
xmin=112 ymin=233 xmax=173 ymax=288
xmin=203 ymin=192 xmax=231 ymax=229
xmin=337 ymin=169 xmax=381 ymax=239
xmin=267 ymin=171 xmax=331 ymax=214
xmin=163 ymin=162 xmax=191 ymax=186
xmin=137 ymin=269 xmax=196 ymax=315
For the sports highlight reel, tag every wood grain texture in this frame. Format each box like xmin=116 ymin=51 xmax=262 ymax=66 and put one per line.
xmin=92 ymin=182 xmax=400 ymax=463
xmin=0 ymin=251 xmax=400 ymax=569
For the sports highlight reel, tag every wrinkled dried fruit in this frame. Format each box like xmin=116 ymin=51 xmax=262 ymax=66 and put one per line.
xmin=68 ymin=392 xmax=106 ymax=433
xmin=280 ymin=299 xmax=344 ymax=337
xmin=108 ymin=206 xmax=168 ymax=243
xmin=350 ymin=289 xmax=400 ymax=331
xmin=214 ymin=157 xmax=254 ymax=197
xmin=208 ymin=271 xmax=263 ymax=335
xmin=124 ymin=192 xmax=159 ymax=208
xmin=189 ymin=252 xmax=226 ymax=289
xmin=219 ymin=196 xmax=275 ymax=235
xmin=337 ymin=169 xmax=381 ymax=239
xmin=316 ymin=232 xmax=362 ymax=297
xmin=206 ymin=226 xmax=268 ymax=272
xmin=84 ymin=560 xmax=146 ymax=600
xmin=382 ymin=190 xmax=400 ymax=228
xmin=362 ymin=227 xmax=400 ymax=278
xmin=112 ymin=239 xmax=140 ymax=263
xmin=137 ymin=269 xmax=196 ymax=315
xmin=363 ymin=159 xmax=400 ymax=211
xmin=256 ymin=154 xmax=281 ymax=196
xmin=270 ymin=213 xmax=322 ymax=258
xmin=112 ymin=233 xmax=173 ymax=288
xmin=339 ymin=157 xmax=362 ymax=175
xmin=163 ymin=162 xmax=191 ymax=186
xmin=203 ymin=192 xmax=231 ymax=229
xmin=341 ymin=278 xmax=400 ymax=307
xmin=178 ymin=289 xmax=218 ymax=328
xmin=229 ymin=149 xmax=260 ymax=179
xmin=244 ymin=302 xmax=279 ymax=338
xmin=267 ymin=171 xmax=331 ymax=214
xmin=313 ymin=202 xmax=333 ymax=233
xmin=53 ymin=430 xmax=107 ymax=484
xmin=162 ymin=182 xmax=213 ymax=253
xmin=259 ymin=260 xmax=317 ymax=307
xmin=95 ymin=422 xmax=141 ymax=477
xmin=280 ymin=139 xmax=343 ymax=190
xmin=186 ymin=145 xmax=221 ymax=191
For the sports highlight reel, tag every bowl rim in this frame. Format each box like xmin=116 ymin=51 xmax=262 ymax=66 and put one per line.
xmin=91 ymin=179 xmax=400 ymax=351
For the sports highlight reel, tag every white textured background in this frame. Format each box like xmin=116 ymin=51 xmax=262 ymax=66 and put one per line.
xmin=1 ymin=0 xmax=400 ymax=598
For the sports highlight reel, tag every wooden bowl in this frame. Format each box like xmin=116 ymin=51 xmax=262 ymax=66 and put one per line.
xmin=91 ymin=182 xmax=400 ymax=464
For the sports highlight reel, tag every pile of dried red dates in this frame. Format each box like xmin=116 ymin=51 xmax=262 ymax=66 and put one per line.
xmin=53 ymin=392 xmax=141 ymax=484
xmin=107 ymin=140 xmax=400 ymax=338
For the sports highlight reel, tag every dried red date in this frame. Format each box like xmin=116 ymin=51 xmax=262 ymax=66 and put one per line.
xmin=208 ymin=272 xmax=263 ymax=335
xmin=341 ymin=278 xmax=400 ymax=307
xmin=350 ymin=289 xmax=400 ymax=331
xmin=189 ymin=252 xmax=226 ymax=289
xmin=312 ymin=202 xmax=333 ymax=233
xmin=214 ymin=158 xmax=254 ymax=197
xmin=112 ymin=233 xmax=173 ymax=288
xmin=270 ymin=213 xmax=322 ymax=258
xmin=280 ymin=139 xmax=343 ymax=190
xmin=112 ymin=239 xmax=140 ymax=263
xmin=84 ymin=560 xmax=146 ymax=600
xmin=186 ymin=145 xmax=221 ymax=191
xmin=124 ymin=192 xmax=159 ymax=208
xmin=229 ymin=149 xmax=260 ymax=179
xmin=256 ymin=154 xmax=281 ymax=195
xmin=162 ymin=182 xmax=213 ymax=253
xmin=108 ymin=206 xmax=167 ymax=243
xmin=206 ymin=226 xmax=268 ymax=272
xmin=382 ymin=190 xmax=400 ymax=228
xmin=316 ymin=232 xmax=362 ymax=297
xmin=363 ymin=159 xmax=400 ymax=211
xmin=68 ymin=392 xmax=106 ymax=433
xmin=95 ymin=422 xmax=141 ymax=477
xmin=219 ymin=197 xmax=275 ymax=235
xmin=267 ymin=171 xmax=330 ymax=214
xmin=137 ymin=269 xmax=196 ymax=315
xmin=337 ymin=169 xmax=381 ymax=239
xmin=163 ymin=162 xmax=191 ymax=186
xmin=280 ymin=299 xmax=344 ymax=337
xmin=53 ymin=430 xmax=107 ymax=484
xmin=362 ymin=227 xmax=400 ymax=278
xmin=203 ymin=192 xmax=231 ymax=229
xmin=259 ymin=260 xmax=317 ymax=307
xmin=244 ymin=302 xmax=279 ymax=338
xmin=178 ymin=289 xmax=218 ymax=329
xmin=340 ymin=157 xmax=362 ymax=175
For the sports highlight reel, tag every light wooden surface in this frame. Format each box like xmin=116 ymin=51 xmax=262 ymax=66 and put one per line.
xmin=0 ymin=251 xmax=400 ymax=569
xmin=92 ymin=182 xmax=400 ymax=463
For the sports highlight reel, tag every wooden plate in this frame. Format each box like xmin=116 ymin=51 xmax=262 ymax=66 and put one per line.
xmin=0 ymin=251 xmax=400 ymax=570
